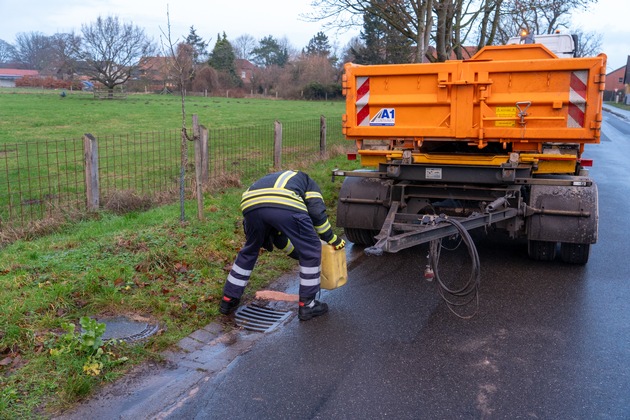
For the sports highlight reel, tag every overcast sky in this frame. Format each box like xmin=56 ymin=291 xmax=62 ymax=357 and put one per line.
xmin=0 ymin=0 xmax=358 ymax=55
xmin=571 ymin=0 xmax=630 ymax=71
xmin=0 ymin=0 xmax=627 ymax=71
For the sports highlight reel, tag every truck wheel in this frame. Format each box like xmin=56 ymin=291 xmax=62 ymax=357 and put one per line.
xmin=528 ymin=240 xmax=557 ymax=261
xmin=344 ymin=228 xmax=378 ymax=246
xmin=560 ymin=243 xmax=590 ymax=265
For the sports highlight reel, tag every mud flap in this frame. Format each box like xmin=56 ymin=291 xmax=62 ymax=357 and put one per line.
xmin=527 ymin=181 xmax=598 ymax=244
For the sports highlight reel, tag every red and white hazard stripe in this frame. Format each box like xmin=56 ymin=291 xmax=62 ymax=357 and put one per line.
xmin=356 ymin=77 xmax=370 ymax=126
xmin=568 ymin=71 xmax=587 ymax=128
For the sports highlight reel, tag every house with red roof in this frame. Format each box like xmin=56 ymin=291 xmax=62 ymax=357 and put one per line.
xmin=235 ymin=59 xmax=256 ymax=86
xmin=605 ymin=60 xmax=628 ymax=103
xmin=0 ymin=68 xmax=39 ymax=88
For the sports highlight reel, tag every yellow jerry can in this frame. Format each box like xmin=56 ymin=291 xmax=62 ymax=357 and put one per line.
xmin=320 ymin=241 xmax=348 ymax=290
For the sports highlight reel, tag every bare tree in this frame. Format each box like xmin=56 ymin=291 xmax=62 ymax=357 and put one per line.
xmin=49 ymin=33 xmax=82 ymax=80
xmin=307 ymin=0 xmax=434 ymax=62
xmin=78 ymin=16 xmax=155 ymax=93
xmin=474 ymin=0 xmax=504 ymax=49
xmin=278 ymin=36 xmax=301 ymax=61
xmin=175 ymin=43 xmax=195 ymax=91
xmin=572 ymin=28 xmax=602 ymax=58
xmin=292 ymin=54 xmax=338 ymax=85
xmin=434 ymin=0 xmax=455 ymax=61
xmin=0 ymin=39 xmax=16 ymax=63
xmin=232 ymin=34 xmax=258 ymax=60
xmin=160 ymin=7 xmax=199 ymax=221
xmin=495 ymin=0 xmax=596 ymax=43
xmin=433 ymin=0 xmax=497 ymax=61
xmin=12 ymin=32 xmax=53 ymax=70
xmin=311 ymin=0 xmax=596 ymax=63
xmin=192 ymin=65 xmax=219 ymax=92
xmin=251 ymin=64 xmax=284 ymax=95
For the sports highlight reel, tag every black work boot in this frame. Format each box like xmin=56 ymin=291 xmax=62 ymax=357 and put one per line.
xmin=298 ymin=298 xmax=328 ymax=321
xmin=219 ymin=295 xmax=240 ymax=315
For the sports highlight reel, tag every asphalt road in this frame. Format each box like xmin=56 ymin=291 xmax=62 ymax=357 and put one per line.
xmin=61 ymin=109 xmax=630 ymax=420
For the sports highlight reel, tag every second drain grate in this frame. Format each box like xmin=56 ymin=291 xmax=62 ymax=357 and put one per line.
xmin=234 ymin=304 xmax=291 ymax=333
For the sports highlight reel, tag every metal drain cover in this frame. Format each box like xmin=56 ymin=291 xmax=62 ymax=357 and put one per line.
xmin=95 ymin=316 xmax=160 ymax=343
xmin=234 ymin=304 xmax=291 ymax=333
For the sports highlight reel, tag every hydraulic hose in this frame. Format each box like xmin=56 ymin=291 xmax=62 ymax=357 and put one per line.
xmin=427 ymin=217 xmax=481 ymax=319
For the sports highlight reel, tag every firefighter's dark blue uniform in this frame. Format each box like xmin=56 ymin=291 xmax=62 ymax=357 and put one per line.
xmin=223 ymin=170 xmax=341 ymax=301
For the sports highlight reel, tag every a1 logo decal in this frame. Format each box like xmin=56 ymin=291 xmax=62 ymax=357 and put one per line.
xmin=369 ymin=108 xmax=395 ymax=126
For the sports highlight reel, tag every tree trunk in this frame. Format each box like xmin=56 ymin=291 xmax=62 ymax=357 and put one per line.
xmin=415 ymin=0 xmax=433 ymax=62
xmin=435 ymin=0 xmax=450 ymax=62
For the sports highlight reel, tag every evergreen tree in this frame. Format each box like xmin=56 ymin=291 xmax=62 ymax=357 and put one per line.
xmin=208 ymin=32 xmax=239 ymax=86
xmin=350 ymin=2 xmax=414 ymax=65
xmin=251 ymin=35 xmax=289 ymax=67
xmin=185 ymin=26 xmax=209 ymax=64
xmin=304 ymin=31 xmax=331 ymax=57
xmin=352 ymin=11 xmax=386 ymax=64
xmin=383 ymin=25 xmax=414 ymax=63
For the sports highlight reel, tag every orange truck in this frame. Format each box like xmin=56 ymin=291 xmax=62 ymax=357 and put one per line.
xmin=334 ymin=40 xmax=607 ymax=264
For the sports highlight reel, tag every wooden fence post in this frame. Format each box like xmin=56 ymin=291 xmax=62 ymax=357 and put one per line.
xmin=83 ymin=133 xmax=99 ymax=212
xmin=274 ymin=120 xmax=282 ymax=171
xmin=193 ymin=115 xmax=204 ymax=221
xmin=200 ymin=125 xmax=209 ymax=184
xmin=320 ymin=115 xmax=327 ymax=157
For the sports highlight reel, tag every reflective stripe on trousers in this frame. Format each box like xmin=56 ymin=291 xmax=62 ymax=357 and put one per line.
xmin=223 ymin=207 xmax=322 ymax=299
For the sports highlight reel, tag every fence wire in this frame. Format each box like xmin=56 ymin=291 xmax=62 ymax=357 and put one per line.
xmin=1 ymin=118 xmax=346 ymax=230
xmin=1 ymin=138 xmax=86 ymax=225
xmin=208 ymin=123 xmax=275 ymax=184
xmin=97 ymin=130 xmax=182 ymax=201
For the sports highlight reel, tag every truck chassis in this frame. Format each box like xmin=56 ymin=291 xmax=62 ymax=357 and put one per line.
xmin=335 ymin=158 xmax=597 ymax=264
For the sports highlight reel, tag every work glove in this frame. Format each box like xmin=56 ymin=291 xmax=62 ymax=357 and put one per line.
xmin=328 ymin=235 xmax=346 ymax=250
xmin=262 ymin=233 xmax=274 ymax=252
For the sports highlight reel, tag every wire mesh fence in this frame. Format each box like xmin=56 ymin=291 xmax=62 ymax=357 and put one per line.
xmin=1 ymin=117 xmax=347 ymax=231
xmin=207 ymin=124 xmax=276 ymax=184
xmin=1 ymin=138 xmax=87 ymax=226
xmin=97 ymin=130 xmax=182 ymax=202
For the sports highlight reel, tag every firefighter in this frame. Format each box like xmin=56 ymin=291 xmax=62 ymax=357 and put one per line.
xmin=220 ymin=170 xmax=345 ymax=321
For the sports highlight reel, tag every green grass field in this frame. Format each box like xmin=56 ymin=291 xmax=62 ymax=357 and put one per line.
xmin=1 ymin=89 xmax=348 ymax=230
xmin=0 ymin=89 xmax=346 ymax=143
xmin=0 ymin=90 xmax=359 ymax=418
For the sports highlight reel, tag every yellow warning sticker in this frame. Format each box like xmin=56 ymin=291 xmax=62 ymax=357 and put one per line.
xmin=495 ymin=106 xmax=517 ymax=127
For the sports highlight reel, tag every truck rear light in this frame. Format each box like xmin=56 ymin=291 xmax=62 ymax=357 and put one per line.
xmin=347 ymin=153 xmax=357 ymax=160
xmin=579 ymin=159 xmax=593 ymax=167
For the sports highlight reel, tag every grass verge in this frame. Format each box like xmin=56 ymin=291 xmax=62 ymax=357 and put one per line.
xmin=0 ymin=153 xmax=361 ymax=418
xmin=0 ymin=89 xmax=345 ymax=143
xmin=605 ymin=102 xmax=630 ymax=112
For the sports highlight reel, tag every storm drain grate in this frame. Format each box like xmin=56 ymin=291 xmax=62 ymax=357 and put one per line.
xmin=234 ymin=304 xmax=291 ymax=333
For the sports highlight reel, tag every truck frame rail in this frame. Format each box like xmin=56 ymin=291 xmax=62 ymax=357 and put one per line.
xmin=364 ymin=201 xmax=519 ymax=255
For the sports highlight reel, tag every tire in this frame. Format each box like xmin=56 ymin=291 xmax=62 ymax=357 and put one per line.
xmin=560 ymin=243 xmax=590 ymax=265
xmin=344 ymin=228 xmax=378 ymax=246
xmin=528 ymin=240 xmax=557 ymax=261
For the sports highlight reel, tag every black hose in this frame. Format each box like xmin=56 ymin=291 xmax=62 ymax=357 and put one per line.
xmin=428 ymin=217 xmax=481 ymax=319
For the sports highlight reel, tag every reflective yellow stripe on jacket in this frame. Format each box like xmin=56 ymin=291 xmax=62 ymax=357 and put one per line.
xmin=240 ymin=170 xmax=307 ymax=213
xmin=273 ymin=171 xmax=297 ymax=188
